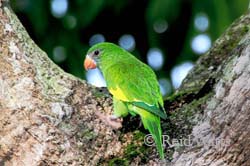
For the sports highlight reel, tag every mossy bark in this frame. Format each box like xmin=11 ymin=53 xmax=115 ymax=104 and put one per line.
xmin=0 ymin=0 xmax=250 ymax=165
xmin=164 ymin=12 xmax=250 ymax=166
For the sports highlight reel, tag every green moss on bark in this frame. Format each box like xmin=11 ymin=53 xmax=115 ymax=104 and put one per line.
xmin=108 ymin=130 xmax=149 ymax=165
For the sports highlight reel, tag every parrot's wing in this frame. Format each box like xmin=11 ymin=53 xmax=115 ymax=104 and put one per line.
xmin=103 ymin=61 xmax=166 ymax=118
xmin=131 ymin=101 xmax=167 ymax=119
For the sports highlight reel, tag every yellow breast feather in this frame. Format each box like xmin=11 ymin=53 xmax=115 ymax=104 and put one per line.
xmin=109 ymin=87 xmax=128 ymax=101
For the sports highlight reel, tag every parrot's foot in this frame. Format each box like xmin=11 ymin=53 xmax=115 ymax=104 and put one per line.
xmin=109 ymin=115 xmax=120 ymax=120
xmin=95 ymin=111 xmax=123 ymax=129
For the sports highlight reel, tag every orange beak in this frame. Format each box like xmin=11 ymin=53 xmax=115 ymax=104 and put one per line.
xmin=84 ymin=55 xmax=97 ymax=70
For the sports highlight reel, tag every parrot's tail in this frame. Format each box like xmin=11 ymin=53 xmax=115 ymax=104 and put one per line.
xmin=132 ymin=107 xmax=164 ymax=159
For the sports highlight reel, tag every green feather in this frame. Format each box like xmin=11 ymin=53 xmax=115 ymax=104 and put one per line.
xmin=131 ymin=101 xmax=167 ymax=120
xmin=113 ymin=97 xmax=129 ymax=117
xmin=129 ymin=106 xmax=164 ymax=159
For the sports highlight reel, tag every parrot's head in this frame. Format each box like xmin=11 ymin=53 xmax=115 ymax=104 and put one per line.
xmin=84 ymin=42 xmax=126 ymax=70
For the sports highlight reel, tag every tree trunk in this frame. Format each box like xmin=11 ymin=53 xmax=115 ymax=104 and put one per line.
xmin=0 ymin=1 xmax=250 ymax=165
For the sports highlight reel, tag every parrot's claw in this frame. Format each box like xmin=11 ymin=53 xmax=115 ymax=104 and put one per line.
xmin=110 ymin=115 xmax=123 ymax=123
xmin=95 ymin=111 xmax=123 ymax=129
xmin=110 ymin=115 xmax=119 ymax=120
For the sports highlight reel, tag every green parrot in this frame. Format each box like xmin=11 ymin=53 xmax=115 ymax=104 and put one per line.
xmin=84 ymin=42 xmax=167 ymax=159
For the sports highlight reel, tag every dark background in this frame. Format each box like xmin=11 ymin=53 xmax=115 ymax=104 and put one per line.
xmin=10 ymin=0 xmax=249 ymax=96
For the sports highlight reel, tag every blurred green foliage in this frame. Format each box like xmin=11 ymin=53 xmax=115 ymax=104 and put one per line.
xmin=10 ymin=0 xmax=249 ymax=94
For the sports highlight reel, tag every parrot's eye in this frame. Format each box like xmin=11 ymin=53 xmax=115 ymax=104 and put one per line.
xmin=94 ymin=50 xmax=100 ymax=56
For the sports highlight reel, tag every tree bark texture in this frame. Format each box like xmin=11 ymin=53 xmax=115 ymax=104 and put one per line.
xmin=0 ymin=1 xmax=250 ymax=165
